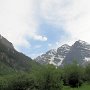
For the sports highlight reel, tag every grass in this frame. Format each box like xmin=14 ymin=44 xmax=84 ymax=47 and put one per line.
xmin=63 ymin=84 xmax=90 ymax=90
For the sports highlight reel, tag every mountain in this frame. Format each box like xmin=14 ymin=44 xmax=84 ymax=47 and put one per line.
xmin=36 ymin=49 xmax=57 ymax=65
xmin=63 ymin=40 xmax=90 ymax=65
xmin=35 ymin=44 xmax=71 ymax=66
xmin=35 ymin=40 xmax=90 ymax=66
xmin=0 ymin=34 xmax=39 ymax=74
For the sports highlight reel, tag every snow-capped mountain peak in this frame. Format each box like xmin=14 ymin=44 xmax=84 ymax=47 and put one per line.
xmin=35 ymin=44 xmax=71 ymax=66
xmin=46 ymin=49 xmax=57 ymax=55
xmin=35 ymin=40 xmax=90 ymax=66
xmin=77 ymin=40 xmax=87 ymax=44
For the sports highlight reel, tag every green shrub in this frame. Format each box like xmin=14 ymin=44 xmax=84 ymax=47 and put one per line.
xmin=0 ymin=77 xmax=8 ymax=90
xmin=63 ymin=63 xmax=84 ymax=88
xmin=85 ymin=64 xmax=90 ymax=83
xmin=35 ymin=65 xmax=63 ymax=90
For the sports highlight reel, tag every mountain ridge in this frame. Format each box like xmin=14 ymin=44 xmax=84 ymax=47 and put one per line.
xmin=0 ymin=34 xmax=39 ymax=74
xmin=0 ymin=34 xmax=14 ymax=49
xmin=35 ymin=40 xmax=90 ymax=66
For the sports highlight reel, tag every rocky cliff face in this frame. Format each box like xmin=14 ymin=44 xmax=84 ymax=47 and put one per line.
xmin=35 ymin=44 xmax=71 ymax=66
xmin=35 ymin=40 xmax=90 ymax=66
xmin=63 ymin=40 xmax=90 ymax=65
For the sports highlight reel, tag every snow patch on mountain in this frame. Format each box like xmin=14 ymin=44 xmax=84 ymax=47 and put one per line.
xmin=35 ymin=40 xmax=90 ymax=66
xmin=84 ymin=57 xmax=90 ymax=61
xmin=35 ymin=44 xmax=71 ymax=66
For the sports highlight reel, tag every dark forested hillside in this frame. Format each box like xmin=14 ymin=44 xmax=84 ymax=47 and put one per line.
xmin=0 ymin=35 xmax=40 ymax=74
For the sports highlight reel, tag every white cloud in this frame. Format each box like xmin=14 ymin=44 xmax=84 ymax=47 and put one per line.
xmin=40 ymin=0 xmax=90 ymax=45
xmin=0 ymin=0 xmax=47 ymax=49
xmin=1 ymin=0 xmax=90 ymax=56
xmin=33 ymin=35 xmax=47 ymax=41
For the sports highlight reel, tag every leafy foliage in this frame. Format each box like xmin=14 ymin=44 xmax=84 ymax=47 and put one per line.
xmin=0 ymin=63 xmax=90 ymax=90
xmin=85 ymin=63 xmax=90 ymax=83
xmin=63 ymin=63 xmax=84 ymax=87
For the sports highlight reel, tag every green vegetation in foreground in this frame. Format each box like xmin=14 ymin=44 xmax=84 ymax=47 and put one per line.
xmin=0 ymin=62 xmax=90 ymax=90
xmin=63 ymin=84 xmax=90 ymax=90
xmin=1 ymin=35 xmax=90 ymax=89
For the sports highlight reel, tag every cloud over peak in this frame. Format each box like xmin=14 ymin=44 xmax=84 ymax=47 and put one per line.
xmin=0 ymin=0 xmax=90 ymax=58
xmin=40 ymin=0 xmax=90 ymax=44
xmin=0 ymin=0 xmax=47 ymax=48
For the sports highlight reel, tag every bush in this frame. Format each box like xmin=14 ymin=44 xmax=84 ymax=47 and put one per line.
xmin=85 ymin=64 xmax=90 ymax=83
xmin=35 ymin=65 xmax=63 ymax=90
xmin=9 ymin=74 xmax=36 ymax=90
xmin=0 ymin=77 xmax=8 ymax=90
xmin=63 ymin=63 xmax=84 ymax=88
xmin=0 ymin=73 xmax=36 ymax=90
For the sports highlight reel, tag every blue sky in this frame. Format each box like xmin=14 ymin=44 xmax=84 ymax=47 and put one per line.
xmin=0 ymin=0 xmax=90 ymax=58
xmin=18 ymin=21 xmax=69 ymax=58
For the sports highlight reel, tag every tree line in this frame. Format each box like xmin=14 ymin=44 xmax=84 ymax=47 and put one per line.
xmin=0 ymin=62 xmax=90 ymax=90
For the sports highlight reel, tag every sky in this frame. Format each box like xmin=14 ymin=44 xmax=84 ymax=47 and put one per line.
xmin=0 ymin=0 xmax=90 ymax=58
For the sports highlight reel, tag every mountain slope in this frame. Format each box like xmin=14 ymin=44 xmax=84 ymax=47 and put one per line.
xmin=35 ymin=44 xmax=71 ymax=66
xmin=63 ymin=40 xmax=90 ymax=65
xmin=0 ymin=35 xmax=39 ymax=74
xmin=35 ymin=40 xmax=90 ymax=66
